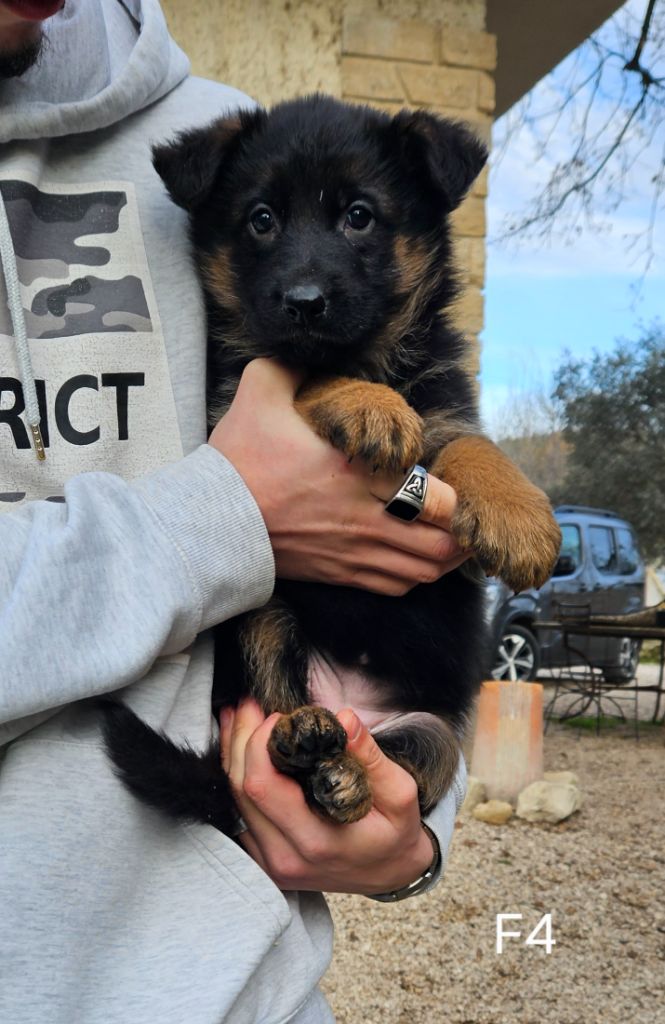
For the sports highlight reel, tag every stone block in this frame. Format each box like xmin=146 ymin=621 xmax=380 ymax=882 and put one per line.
xmin=516 ymin=781 xmax=583 ymax=824
xmin=341 ymin=56 xmax=405 ymax=102
xmin=398 ymin=64 xmax=477 ymax=109
xmin=452 ymin=287 xmax=484 ymax=334
xmin=440 ymin=28 xmax=497 ymax=71
xmin=472 ymin=799 xmax=514 ymax=825
xmin=343 ymin=15 xmax=437 ymax=64
xmin=544 ymin=770 xmax=580 ymax=787
xmin=344 ymin=97 xmax=411 ymax=116
xmin=471 ymin=164 xmax=489 ymax=197
xmin=455 ymin=237 xmax=485 ymax=287
xmin=461 ymin=336 xmax=481 ymax=377
xmin=451 ymin=195 xmax=486 ymax=237
xmin=477 ymin=71 xmax=496 ymax=113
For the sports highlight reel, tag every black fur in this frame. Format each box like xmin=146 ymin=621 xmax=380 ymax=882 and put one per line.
xmin=103 ymin=96 xmax=490 ymax=829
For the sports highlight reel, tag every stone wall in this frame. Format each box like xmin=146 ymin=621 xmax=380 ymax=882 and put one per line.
xmin=160 ymin=0 xmax=495 ymax=370
xmin=160 ymin=0 xmax=343 ymax=104
xmin=341 ymin=15 xmax=495 ymax=370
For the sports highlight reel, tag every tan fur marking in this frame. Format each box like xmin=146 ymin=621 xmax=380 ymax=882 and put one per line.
xmin=431 ymin=435 xmax=562 ymax=592
xmin=374 ymin=236 xmax=440 ymax=349
xmin=296 ymin=376 xmax=424 ymax=473
xmin=202 ymin=248 xmax=242 ymax=312
xmin=394 ymin=236 xmax=430 ymax=294
xmin=239 ymin=599 xmax=306 ymax=714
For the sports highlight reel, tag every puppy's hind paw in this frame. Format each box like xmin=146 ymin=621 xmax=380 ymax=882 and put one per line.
xmin=268 ymin=706 xmax=347 ymax=773
xmin=310 ymin=754 xmax=372 ymax=823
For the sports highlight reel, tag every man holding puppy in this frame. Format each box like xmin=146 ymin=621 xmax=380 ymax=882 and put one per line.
xmin=0 ymin=2 xmax=468 ymax=1021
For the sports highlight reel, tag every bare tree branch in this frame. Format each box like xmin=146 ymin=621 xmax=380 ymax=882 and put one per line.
xmin=624 ymin=0 xmax=658 ymax=85
xmin=492 ymin=0 xmax=665 ymax=271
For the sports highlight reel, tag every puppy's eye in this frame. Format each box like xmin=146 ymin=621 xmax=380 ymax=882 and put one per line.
xmin=249 ymin=206 xmax=276 ymax=235
xmin=345 ymin=203 xmax=374 ymax=233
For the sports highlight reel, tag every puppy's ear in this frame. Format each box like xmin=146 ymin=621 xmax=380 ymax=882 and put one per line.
xmin=152 ymin=109 xmax=263 ymax=211
xmin=392 ymin=110 xmax=487 ymax=212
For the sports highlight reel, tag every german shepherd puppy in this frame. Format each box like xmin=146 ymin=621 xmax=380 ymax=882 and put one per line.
xmin=104 ymin=96 xmax=560 ymax=833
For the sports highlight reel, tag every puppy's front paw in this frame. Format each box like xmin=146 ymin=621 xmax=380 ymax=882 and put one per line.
xmin=310 ymin=754 xmax=372 ymax=823
xmin=453 ymin=488 xmax=561 ymax=592
xmin=268 ymin=706 xmax=346 ymax=772
xmin=298 ymin=379 xmax=423 ymax=473
xmin=433 ymin=435 xmax=561 ymax=593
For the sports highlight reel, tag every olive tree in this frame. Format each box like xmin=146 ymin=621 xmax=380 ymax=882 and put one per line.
xmin=552 ymin=324 xmax=665 ymax=559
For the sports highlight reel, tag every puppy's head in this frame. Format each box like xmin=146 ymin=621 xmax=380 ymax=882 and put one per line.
xmin=153 ymin=95 xmax=486 ymax=374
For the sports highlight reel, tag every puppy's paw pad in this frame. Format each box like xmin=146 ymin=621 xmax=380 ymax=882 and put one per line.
xmin=268 ymin=706 xmax=346 ymax=772
xmin=310 ymin=755 xmax=372 ymax=823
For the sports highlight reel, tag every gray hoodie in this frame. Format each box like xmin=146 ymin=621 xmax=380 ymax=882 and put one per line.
xmin=0 ymin=3 xmax=466 ymax=1022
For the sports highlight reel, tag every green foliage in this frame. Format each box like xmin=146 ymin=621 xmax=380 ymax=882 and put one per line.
xmin=553 ymin=325 xmax=665 ymax=560
xmin=561 ymin=715 xmax=663 ymax=733
xmin=561 ymin=715 xmax=620 ymax=731
xmin=640 ymin=640 xmax=663 ymax=664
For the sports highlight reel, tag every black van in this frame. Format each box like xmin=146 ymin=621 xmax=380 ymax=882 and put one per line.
xmin=487 ymin=506 xmax=646 ymax=682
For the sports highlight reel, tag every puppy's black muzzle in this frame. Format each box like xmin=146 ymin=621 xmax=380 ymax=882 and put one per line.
xmin=282 ymin=284 xmax=327 ymax=325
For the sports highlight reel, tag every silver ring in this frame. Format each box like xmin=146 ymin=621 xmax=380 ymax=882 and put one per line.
xmin=384 ymin=465 xmax=428 ymax=522
xmin=232 ymin=816 xmax=249 ymax=837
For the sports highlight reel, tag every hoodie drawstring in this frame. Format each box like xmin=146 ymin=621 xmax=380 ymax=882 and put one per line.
xmin=0 ymin=189 xmax=45 ymax=461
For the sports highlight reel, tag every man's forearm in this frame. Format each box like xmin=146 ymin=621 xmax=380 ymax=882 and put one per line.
xmin=0 ymin=445 xmax=274 ymax=729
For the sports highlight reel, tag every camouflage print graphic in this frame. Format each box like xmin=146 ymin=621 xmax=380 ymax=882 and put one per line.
xmin=0 ymin=180 xmax=153 ymax=338
xmin=0 ymin=174 xmax=184 ymax=514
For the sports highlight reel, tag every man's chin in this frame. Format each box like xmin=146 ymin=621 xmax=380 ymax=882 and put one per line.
xmin=0 ymin=32 xmax=43 ymax=78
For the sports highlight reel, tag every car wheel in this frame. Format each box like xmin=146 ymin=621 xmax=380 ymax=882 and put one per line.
xmin=602 ymin=638 xmax=642 ymax=684
xmin=492 ymin=624 xmax=541 ymax=682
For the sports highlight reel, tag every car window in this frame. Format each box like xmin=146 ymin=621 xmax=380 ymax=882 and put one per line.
xmin=555 ymin=524 xmax=582 ymax=574
xmin=615 ymin=527 xmax=641 ymax=575
xmin=589 ymin=525 xmax=617 ymax=573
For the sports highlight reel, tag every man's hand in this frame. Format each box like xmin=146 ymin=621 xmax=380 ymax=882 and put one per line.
xmin=209 ymin=359 xmax=469 ymax=596
xmin=220 ymin=699 xmax=436 ymax=895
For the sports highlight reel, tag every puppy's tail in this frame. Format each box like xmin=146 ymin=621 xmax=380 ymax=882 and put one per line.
xmin=100 ymin=701 xmax=240 ymax=835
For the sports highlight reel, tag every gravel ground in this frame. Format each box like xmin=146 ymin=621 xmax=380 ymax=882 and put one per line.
xmin=322 ymin=699 xmax=665 ymax=1024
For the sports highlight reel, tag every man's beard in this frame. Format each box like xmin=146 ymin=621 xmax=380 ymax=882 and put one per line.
xmin=0 ymin=33 xmax=44 ymax=79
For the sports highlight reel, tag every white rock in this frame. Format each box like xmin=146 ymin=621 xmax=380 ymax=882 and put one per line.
xmin=544 ymin=770 xmax=580 ymax=787
xmin=460 ymin=776 xmax=486 ymax=814
xmin=472 ymin=799 xmax=513 ymax=825
xmin=516 ymin=781 xmax=583 ymax=823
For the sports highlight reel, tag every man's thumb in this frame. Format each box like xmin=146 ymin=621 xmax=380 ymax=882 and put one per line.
xmin=238 ymin=358 xmax=304 ymax=402
xmin=337 ymin=708 xmax=421 ymax=818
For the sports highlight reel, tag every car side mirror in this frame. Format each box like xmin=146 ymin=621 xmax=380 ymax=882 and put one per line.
xmin=552 ymin=554 xmax=577 ymax=577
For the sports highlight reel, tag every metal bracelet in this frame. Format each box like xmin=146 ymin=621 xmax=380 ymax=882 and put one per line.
xmin=366 ymin=821 xmax=442 ymax=903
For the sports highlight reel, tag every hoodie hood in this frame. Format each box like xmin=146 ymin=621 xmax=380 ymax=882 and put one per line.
xmin=0 ymin=0 xmax=190 ymax=143
xmin=0 ymin=0 xmax=191 ymax=459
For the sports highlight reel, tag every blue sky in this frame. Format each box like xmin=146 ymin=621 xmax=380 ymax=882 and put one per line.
xmin=480 ymin=0 xmax=665 ymax=434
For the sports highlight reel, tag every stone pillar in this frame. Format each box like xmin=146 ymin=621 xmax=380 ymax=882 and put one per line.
xmin=471 ymin=680 xmax=544 ymax=803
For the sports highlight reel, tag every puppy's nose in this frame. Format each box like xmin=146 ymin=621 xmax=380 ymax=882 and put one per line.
xmin=283 ymin=285 xmax=327 ymax=323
